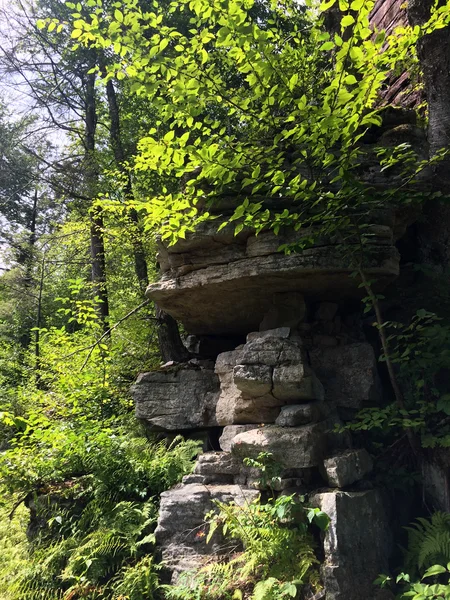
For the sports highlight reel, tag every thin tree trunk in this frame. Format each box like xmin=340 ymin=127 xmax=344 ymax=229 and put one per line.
xmin=34 ymin=253 xmax=45 ymax=387
xmin=19 ymin=189 xmax=39 ymax=348
xmin=103 ymin=74 xmax=189 ymax=361
xmin=358 ymin=269 xmax=420 ymax=456
xmin=85 ymin=71 xmax=109 ymax=333
xmin=104 ymin=76 xmax=149 ymax=292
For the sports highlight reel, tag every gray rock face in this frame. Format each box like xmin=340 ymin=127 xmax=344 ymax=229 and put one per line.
xmin=155 ymin=483 xmax=259 ymax=581
xmin=421 ymin=456 xmax=450 ymax=512
xmin=148 ymin=221 xmax=400 ymax=335
xmin=131 ymin=366 xmax=220 ymax=430
xmin=230 ymin=422 xmax=331 ymax=469
xmin=233 ymin=364 xmax=272 ymax=396
xmin=275 ymin=402 xmax=330 ymax=426
xmin=311 ymin=490 xmax=392 ymax=600
xmin=219 ymin=425 xmax=259 ymax=451
xmin=215 ymin=331 xmax=324 ymax=424
xmin=323 ymin=449 xmax=373 ymax=488
xmin=272 ymin=364 xmax=325 ymax=402
xmin=310 ymin=343 xmax=381 ymax=410
xmin=194 ymin=452 xmax=240 ymax=477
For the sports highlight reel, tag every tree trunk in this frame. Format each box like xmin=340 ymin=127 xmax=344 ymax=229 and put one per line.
xmin=86 ymin=71 xmax=109 ymax=333
xmin=155 ymin=305 xmax=190 ymax=363
xmin=103 ymin=74 xmax=189 ymax=361
xmin=18 ymin=189 xmax=39 ymax=349
xmin=104 ymin=76 xmax=149 ymax=293
xmin=408 ymin=0 xmax=450 ymax=188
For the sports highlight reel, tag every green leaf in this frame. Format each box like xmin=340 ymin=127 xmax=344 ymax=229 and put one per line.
xmin=163 ymin=130 xmax=175 ymax=142
xmin=320 ymin=41 xmax=335 ymax=51
xmin=344 ymin=74 xmax=358 ymax=85
xmin=289 ymin=73 xmax=299 ymax=91
xmin=341 ymin=14 xmax=355 ymax=27
xmin=423 ymin=564 xmax=447 ymax=578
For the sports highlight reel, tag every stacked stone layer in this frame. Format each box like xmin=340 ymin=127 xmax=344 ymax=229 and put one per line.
xmin=132 ymin=321 xmax=391 ymax=599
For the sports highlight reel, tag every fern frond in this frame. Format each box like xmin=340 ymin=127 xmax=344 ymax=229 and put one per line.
xmin=405 ymin=512 xmax=450 ymax=575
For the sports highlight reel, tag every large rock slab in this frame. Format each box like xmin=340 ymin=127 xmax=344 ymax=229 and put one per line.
xmin=131 ymin=366 xmax=220 ymax=430
xmin=155 ymin=483 xmax=259 ymax=581
xmin=230 ymin=422 xmax=332 ymax=469
xmin=310 ymin=343 xmax=381 ymax=411
xmin=148 ymin=222 xmax=399 ymax=335
xmin=311 ymin=490 xmax=392 ymax=600
xmin=194 ymin=452 xmax=240 ymax=477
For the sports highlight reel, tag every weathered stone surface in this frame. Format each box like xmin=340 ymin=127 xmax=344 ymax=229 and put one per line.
xmin=230 ymin=422 xmax=330 ymax=469
xmin=194 ymin=452 xmax=240 ymax=476
xmin=182 ymin=474 xmax=207 ymax=485
xmin=233 ymin=364 xmax=272 ymax=396
xmin=310 ymin=343 xmax=381 ymax=410
xmin=246 ymin=327 xmax=291 ymax=342
xmin=148 ymin=226 xmax=400 ymax=335
xmin=421 ymin=456 xmax=450 ymax=512
xmin=275 ymin=401 xmax=330 ymax=426
xmin=155 ymin=484 xmax=259 ymax=581
xmin=272 ymin=365 xmax=325 ymax=402
xmin=323 ymin=449 xmax=373 ymax=488
xmin=310 ymin=490 xmax=392 ymax=600
xmin=131 ymin=366 xmax=220 ymax=430
xmin=219 ymin=425 xmax=259 ymax=451
xmin=241 ymin=336 xmax=303 ymax=367
xmin=215 ymin=332 xmax=325 ymax=424
xmin=215 ymin=347 xmax=280 ymax=424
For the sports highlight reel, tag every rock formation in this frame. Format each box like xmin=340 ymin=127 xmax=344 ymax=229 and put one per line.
xmin=132 ymin=311 xmax=394 ymax=598
xmin=129 ymin=106 xmax=432 ymax=600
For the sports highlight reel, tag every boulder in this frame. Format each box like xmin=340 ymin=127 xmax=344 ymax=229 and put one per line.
xmin=233 ymin=364 xmax=272 ymax=396
xmin=310 ymin=343 xmax=381 ymax=411
xmin=230 ymin=422 xmax=331 ymax=469
xmin=310 ymin=490 xmax=392 ymax=600
xmin=155 ymin=483 xmax=259 ymax=581
xmin=219 ymin=425 xmax=259 ymax=452
xmin=131 ymin=366 xmax=220 ymax=430
xmin=247 ymin=327 xmax=291 ymax=342
xmin=215 ymin=348 xmax=280 ymax=424
xmin=323 ymin=449 xmax=373 ymax=488
xmin=275 ymin=402 xmax=330 ymax=426
xmin=241 ymin=336 xmax=304 ymax=367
